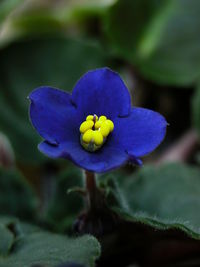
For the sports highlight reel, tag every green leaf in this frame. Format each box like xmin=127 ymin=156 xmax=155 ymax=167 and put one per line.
xmin=0 ymin=217 xmax=100 ymax=267
xmin=105 ymin=0 xmax=200 ymax=86
xmin=0 ymin=217 xmax=20 ymax=256
xmin=0 ymin=36 xmax=106 ymax=163
xmin=105 ymin=163 xmax=200 ymax=239
xmin=0 ymin=225 xmax=14 ymax=256
xmin=0 ymin=167 xmax=38 ymax=220
xmin=0 ymin=231 xmax=100 ymax=267
xmin=45 ymin=166 xmax=83 ymax=232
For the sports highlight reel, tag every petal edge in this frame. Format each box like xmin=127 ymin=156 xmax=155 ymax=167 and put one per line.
xmin=110 ymin=107 xmax=167 ymax=157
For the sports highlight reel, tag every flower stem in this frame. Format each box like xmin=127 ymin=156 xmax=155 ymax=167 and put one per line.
xmin=75 ymin=170 xmax=116 ymax=236
xmin=84 ymin=170 xmax=97 ymax=210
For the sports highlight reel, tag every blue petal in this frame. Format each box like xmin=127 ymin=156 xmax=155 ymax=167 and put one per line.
xmin=38 ymin=141 xmax=71 ymax=158
xmin=71 ymin=68 xmax=131 ymax=119
xmin=29 ymin=87 xmax=80 ymax=144
xmin=39 ymin=141 xmax=128 ymax=173
xmin=109 ymin=107 xmax=167 ymax=157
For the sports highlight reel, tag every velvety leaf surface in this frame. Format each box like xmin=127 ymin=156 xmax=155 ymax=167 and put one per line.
xmin=0 ymin=167 xmax=38 ymax=220
xmin=0 ymin=232 xmax=100 ymax=267
xmin=105 ymin=163 xmax=200 ymax=239
xmin=105 ymin=0 xmax=200 ymax=86
xmin=0 ymin=36 xmax=106 ymax=163
xmin=0 ymin=217 xmax=100 ymax=267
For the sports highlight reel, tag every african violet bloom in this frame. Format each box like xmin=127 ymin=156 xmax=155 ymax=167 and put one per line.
xmin=29 ymin=68 xmax=167 ymax=173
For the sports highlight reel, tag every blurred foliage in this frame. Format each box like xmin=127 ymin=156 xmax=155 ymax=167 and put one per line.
xmin=0 ymin=167 xmax=38 ymax=220
xmin=0 ymin=0 xmax=115 ymax=44
xmin=0 ymin=0 xmax=25 ymax=25
xmin=0 ymin=132 xmax=15 ymax=168
xmin=0 ymin=224 xmax=14 ymax=256
xmin=0 ymin=217 xmax=19 ymax=257
xmin=193 ymin=84 xmax=200 ymax=137
xmin=45 ymin=166 xmax=83 ymax=232
xmin=105 ymin=0 xmax=200 ymax=86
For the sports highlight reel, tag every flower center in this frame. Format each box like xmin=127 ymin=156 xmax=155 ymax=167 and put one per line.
xmin=79 ymin=114 xmax=114 ymax=152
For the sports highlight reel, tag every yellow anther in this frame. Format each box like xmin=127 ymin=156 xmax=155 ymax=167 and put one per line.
xmin=80 ymin=120 xmax=94 ymax=133
xmin=99 ymin=116 xmax=107 ymax=122
xmin=93 ymin=131 xmax=103 ymax=146
xmin=82 ymin=129 xmax=93 ymax=143
xmin=86 ymin=115 xmax=94 ymax=121
xmin=94 ymin=120 xmax=102 ymax=129
xmin=100 ymin=122 xmax=110 ymax=137
xmin=86 ymin=114 xmax=98 ymax=122
xmin=105 ymin=120 xmax=114 ymax=132
xmin=80 ymin=114 xmax=114 ymax=152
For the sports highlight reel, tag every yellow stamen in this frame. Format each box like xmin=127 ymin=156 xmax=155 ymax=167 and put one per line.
xmin=80 ymin=114 xmax=114 ymax=152
xmin=93 ymin=131 xmax=103 ymax=145
xmin=80 ymin=120 xmax=94 ymax=133
xmin=86 ymin=115 xmax=94 ymax=121
xmin=82 ymin=129 xmax=93 ymax=143
xmin=94 ymin=120 xmax=102 ymax=129
xmin=105 ymin=120 xmax=114 ymax=132
xmin=99 ymin=115 xmax=107 ymax=122
xmin=100 ymin=122 xmax=110 ymax=137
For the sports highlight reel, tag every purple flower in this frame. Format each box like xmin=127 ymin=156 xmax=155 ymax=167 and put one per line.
xmin=29 ymin=68 xmax=167 ymax=173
